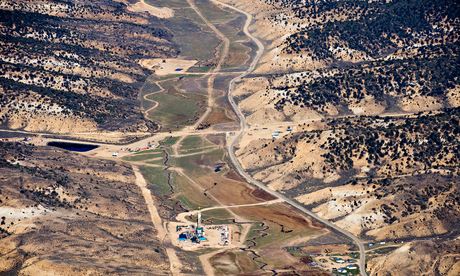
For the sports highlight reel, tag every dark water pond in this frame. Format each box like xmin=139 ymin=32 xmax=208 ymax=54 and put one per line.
xmin=47 ymin=141 xmax=98 ymax=152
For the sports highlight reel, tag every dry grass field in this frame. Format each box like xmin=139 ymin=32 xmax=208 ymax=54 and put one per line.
xmin=0 ymin=142 xmax=170 ymax=274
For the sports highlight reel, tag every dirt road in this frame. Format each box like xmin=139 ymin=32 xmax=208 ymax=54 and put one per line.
xmin=25 ymin=1 xmax=369 ymax=274
xmin=9 ymin=1 xmax=386 ymax=275
xmin=211 ymin=0 xmax=369 ymax=275
xmin=132 ymin=166 xmax=183 ymax=275
xmin=186 ymin=0 xmax=230 ymax=130
xmin=175 ymin=199 xmax=283 ymax=224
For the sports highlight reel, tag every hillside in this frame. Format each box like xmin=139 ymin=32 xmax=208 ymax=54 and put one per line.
xmin=368 ymin=239 xmax=460 ymax=275
xmin=1 ymin=0 xmax=458 ymax=275
xmin=0 ymin=142 xmax=169 ymax=274
xmin=228 ymin=0 xmax=459 ymax=124
xmin=0 ymin=0 xmax=178 ymax=135
xmin=219 ymin=0 xmax=460 ymax=274
xmin=237 ymin=108 xmax=459 ymax=240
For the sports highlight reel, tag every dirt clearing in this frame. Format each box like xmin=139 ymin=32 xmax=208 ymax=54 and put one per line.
xmin=127 ymin=0 xmax=174 ymax=19
xmin=140 ymin=58 xmax=197 ymax=76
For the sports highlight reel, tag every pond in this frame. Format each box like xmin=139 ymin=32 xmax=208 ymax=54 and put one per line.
xmin=47 ymin=141 xmax=99 ymax=152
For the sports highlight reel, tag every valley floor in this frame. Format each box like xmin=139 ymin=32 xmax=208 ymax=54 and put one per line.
xmin=2 ymin=0 xmax=458 ymax=275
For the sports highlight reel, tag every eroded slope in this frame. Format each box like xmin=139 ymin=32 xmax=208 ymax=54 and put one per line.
xmin=0 ymin=142 xmax=169 ymax=274
xmin=229 ymin=0 xmax=459 ymax=124
xmin=0 ymin=0 xmax=178 ymax=135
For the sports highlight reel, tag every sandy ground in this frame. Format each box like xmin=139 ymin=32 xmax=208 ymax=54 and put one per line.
xmin=446 ymin=85 xmax=460 ymax=107
xmin=139 ymin=58 xmax=197 ymax=76
xmin=199 ymin=248 xmax=228 ymax=276
xmin=233 ymin=77 xmax=325 ymax=126
xmin=132 ymin=166 xmax=183 ymax=274
xmin=0 ymin=206 xmax=48 ymax=220
xmin=348 ymin=96 xmax=386 ymax=115
xmin=127 ymin=0 xmax=174 ymax=19
xmin=237 ymin=129 xmax=340 ymax=191
xmin=367 ymin=241 xmax=460 ymax=276
xmin=399 ymin=95 xmax=443 ymax=112
xmin=5 ymin=112 xmax=97 ymax=134
xmin=0 ymin=205 xmax=51 ymax=234
xmin=295 ymin=184 xmax=382 ymax=236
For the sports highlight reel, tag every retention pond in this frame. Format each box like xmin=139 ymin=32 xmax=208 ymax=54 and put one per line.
xmin=47 ymin=141 xmax=99 ymax=152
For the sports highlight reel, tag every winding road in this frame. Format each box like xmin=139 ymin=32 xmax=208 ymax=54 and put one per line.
xmin=186 ymin=0 xmax=231 ymax=131
xmin=210 ymin=1 xmax=369 ymax=275
xmin=6 ymin=1 xmax=372 ymax=275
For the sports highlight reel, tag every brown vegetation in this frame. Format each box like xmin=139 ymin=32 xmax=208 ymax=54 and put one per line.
xmin=0 ymin=142 xmax=169 ymax=274
xmin=0 ymin=0 xmax=178 ymax=134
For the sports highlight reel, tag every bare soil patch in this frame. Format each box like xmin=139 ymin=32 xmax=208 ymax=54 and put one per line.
xmin=140 ymin=58 xmax=197 ymax=76
xmin=127 ymin=0 xmax=174 ymax=19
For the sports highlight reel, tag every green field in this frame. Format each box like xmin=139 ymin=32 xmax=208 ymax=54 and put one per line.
xmin=201 ymin=208 xmax=234 ymax=224
xmin=245 ymin=222 xmax=316 ymax=249
xmin=174 ymin=173 xmax=215 ymax=210
xmin=146 ymin=159 xmax=165 ymax=166
xmin=134 ymin=149 xmax=163 ymax=155
xmin=140 ymin=166 xmax=171 ymax=196
xmin=168 ymin=9 xmax=220 ymax=61
xmin=175 ymin=148 xmax=224 ymax=175
xmin=146 ymin=89 xmax=206 ymax=130
xmin=144 ymin=0 xmax=184 ymax=8
xmin=178 ymin=135 xmax=216 ymax=154
xmin=122 ymin=153 xmax=163 ymax=162
xmin=160 ymin=136 xmax=180 ymax=146
xmin=223 ymin=42 xmax=251 ymax=69
xmin=188 ymin=65 xmax=212 ymax=73
xmin=194 ymin=0 xmax=238 ymax=24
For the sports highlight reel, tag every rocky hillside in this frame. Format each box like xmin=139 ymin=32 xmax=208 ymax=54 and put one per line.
xmin=0 ymin=0 xmax=178 ymax=134
xmin=0 ymin=142 xmax=169 ymax=274
xmin=237 ymin=108 xmax=459 ymax=238
xmin=367 ymin=239 xmax=460 ymax=275
xmin=220 ymin=0 xmax=460 ymax=274
xmin=230 ymin=0 xmax=459 ymax=123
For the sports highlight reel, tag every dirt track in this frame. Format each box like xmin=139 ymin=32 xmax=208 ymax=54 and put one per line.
xmin=24 ymin=0 xmax=368 ymax=274
xmin=9 ymin=1 xmax=378 ymax=275
xmin=213 ymin=0 xmax=370 ymax=275
xmin=175 ymin=199 xmax=282 ymax=224
xmin=186 ymin=0 xmax=230 ymax=131
xmin=132 ymin=166 xmax=183 ymax=275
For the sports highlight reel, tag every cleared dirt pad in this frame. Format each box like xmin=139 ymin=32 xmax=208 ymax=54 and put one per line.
xmin=127 ymin=0 xmax=174 ymax=18
xmin=140 ymin=58 xmax=197 ymax=76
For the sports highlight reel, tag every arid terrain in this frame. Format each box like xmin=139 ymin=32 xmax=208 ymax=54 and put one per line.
xmin=223 ymin=0 xmax=460 ymax=274
xmin=1 ymin=0 xmax=459 ymax=275
xmin=0 ymin=0 xmax=178 ymax=141
xmin=0 ymin=142 xmax=170 ymax=274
